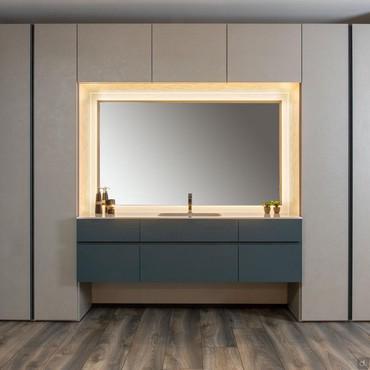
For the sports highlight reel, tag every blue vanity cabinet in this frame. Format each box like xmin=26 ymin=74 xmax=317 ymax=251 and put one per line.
xmin=141 ymin=243 xmax=238 ymax=282
xmin=238 ymin=219 xmax=302 ymax=282
xmin=238 ymin=219 xmax=301 ymax=242
xmin=77 ymin=243 xmax=140 ymax=282
xmin=140 ymin=220 xmax=238 ymax=282
xmin=76 ymin=218 xmax=302 ymax=283
xmin=238 ymin=243 xmax=302 ymax=282
xmin=77 ymin=219 xmax=140 ymax=242
xmin=141 ymin=219 xmax=238 ymax=242
xmin=77 ymin=219 xmax=141 ymax=282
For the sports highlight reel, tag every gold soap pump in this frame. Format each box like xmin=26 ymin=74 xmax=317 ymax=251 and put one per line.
xmin=95 ymin=188 xmax=103 ymax=217
xmin=95 ymin=187 xmax=109 ymax=217
xmin=102 ymin=187 xmax=109 ymax=207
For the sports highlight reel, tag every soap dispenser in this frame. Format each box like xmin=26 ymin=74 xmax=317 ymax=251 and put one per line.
xmin=95 ymin=188 xmax=103 ymax=217
xmin=102 ymin=187 xmax=109 ymax=207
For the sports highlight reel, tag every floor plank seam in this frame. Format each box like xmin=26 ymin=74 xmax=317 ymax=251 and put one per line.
xmin=119 ymin=308 xmax=146 ymax=370
xmin=226 ymin=309 xmax=246 ymax=370
xmin=256 ymin=309 xmax=294 ymax=370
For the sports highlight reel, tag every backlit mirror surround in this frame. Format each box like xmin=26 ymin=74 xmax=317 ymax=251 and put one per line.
xmin=79 ymin=83 xmax=300 ymax=217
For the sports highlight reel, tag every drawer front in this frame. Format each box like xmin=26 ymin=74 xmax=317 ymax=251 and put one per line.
xmin=141 ymin=220 xmax=238 ymax=242
xmin=77 ymin=243 xmax=140 ymax=282
xmin=238 ymin=219 xmax=302 ymax=242
xmin=77 ymin=219 xmax=140 ymax=242
xmin=141 ymin=243 xmax=238 ymax=282
xmin=239 ymin=243 xmax=302 ymax=282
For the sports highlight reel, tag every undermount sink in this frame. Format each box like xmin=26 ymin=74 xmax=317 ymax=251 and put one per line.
xmin=158 ymin=212 xmax=221 ymax=217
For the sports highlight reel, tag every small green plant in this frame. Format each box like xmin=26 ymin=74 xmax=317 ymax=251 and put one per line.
xmin=263 ymin=200 xmax=274 ymax=207
xmin=271 ymin=200 xmax=281 ymax=207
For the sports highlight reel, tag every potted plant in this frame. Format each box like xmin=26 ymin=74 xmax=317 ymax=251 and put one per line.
xmin=263 ymin=201 xmax=273 ymax=216
xmin=272 ymin=200 xmax=282 ymax=215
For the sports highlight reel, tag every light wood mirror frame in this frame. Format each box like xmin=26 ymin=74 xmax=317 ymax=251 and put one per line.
xmin=79 ymin=83 xmax=300 ymax=217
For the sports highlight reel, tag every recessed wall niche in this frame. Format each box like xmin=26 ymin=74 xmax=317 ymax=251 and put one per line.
xmin=79 ymin=83 xmax=300 ymax=217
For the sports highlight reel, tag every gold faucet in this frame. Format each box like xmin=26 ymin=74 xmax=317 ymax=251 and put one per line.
xmin=188 ymin=193 xmax=192 ymax=214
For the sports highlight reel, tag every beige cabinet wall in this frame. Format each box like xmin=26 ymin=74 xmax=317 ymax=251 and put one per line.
xmin=301 ymin=24 xmax=349 ymax=321
xmin=0 ymin=25 xmax=31 ymax=320
xmin=34 ymin=24 xmax=88 ymax=320
xmin=153 ymin=24 xmax=226 ymax=82
xmin=78 ymin=24 xmax=151 ymax=82
xmin=228 ymin=24 xmax=301 ymax=82
xmin=353 ymin=24 xmax=370 ymax=321
xmin=0 ymin=22 xmax=354 ymax=320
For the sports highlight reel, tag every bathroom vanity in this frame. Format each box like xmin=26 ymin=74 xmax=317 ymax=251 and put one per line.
xmin=77 ymin=217 xmax=302 ymax=283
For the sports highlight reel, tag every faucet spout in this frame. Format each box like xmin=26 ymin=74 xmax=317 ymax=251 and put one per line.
xmin=188 ymin=193 xmax=192 ymax=214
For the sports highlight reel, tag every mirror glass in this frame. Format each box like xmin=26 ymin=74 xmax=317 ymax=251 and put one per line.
xmin=99 ymin=102 xmax=280 ymax=205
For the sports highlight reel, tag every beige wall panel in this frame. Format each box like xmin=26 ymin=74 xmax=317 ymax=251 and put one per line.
xmin=34 ymin=24 xmax=86 ymax=320
xmin=78 ymin=24 xmax=151 ymax=82
xmin=353 ymin=24 xmax=370 ymax=321
xmin=0 ymin=25 xmax=30 ymax=320
xmin=153 ymin=24 xmax=226 ymax=82
xmin=301 ymin=24 xmax=348 ymax=321
xmin=228 ymin=24 xmax=301 ymax=82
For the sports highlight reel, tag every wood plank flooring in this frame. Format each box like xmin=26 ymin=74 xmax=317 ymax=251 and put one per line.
xmin=0 ymin=306 xmax=369 ymax=370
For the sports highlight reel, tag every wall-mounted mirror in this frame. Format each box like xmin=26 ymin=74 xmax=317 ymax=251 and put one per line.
xmin=99 ymin=102 xmax=280 ymax=206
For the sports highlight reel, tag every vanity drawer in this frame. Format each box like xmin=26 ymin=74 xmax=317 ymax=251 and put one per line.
xmin=141 ymin=243 xmax=238 ymax=282
xmin=77 ymin=243 xmax=140 ymax=282
xmin=77 ymin=219 xmax=140 ymax=242
xmin=238 ymin=219 xmax=302 ymax=242
xmin=238 ymin=243 xmax=302 ymax=282
xmin=141 ymin=220 xmax=238 ymax=242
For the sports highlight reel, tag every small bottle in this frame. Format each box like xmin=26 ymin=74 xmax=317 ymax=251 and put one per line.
xmin=102 ymin=187 xmax=109 ymax=206
xmin=95 ymin=188 xmax=103 ymax=217
xmin=106 ymin=199 xmax=116 ymax=217
xmin=101 ymin=187 xmax=109 ymax=216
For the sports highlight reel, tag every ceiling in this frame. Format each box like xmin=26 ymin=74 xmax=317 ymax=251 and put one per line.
xmin=0 ymin=0 xmax=370 ymax=23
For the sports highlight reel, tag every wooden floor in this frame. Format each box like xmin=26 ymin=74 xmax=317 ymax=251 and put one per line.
xmin=0 ymin=306 xmax=369 ymax=370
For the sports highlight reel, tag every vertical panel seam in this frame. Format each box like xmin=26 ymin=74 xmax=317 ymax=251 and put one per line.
xmin=30 ymin=24 xmax=35 ymax=321
xmin=76 ymin=23 xmax=80 ymax=320
xmin=300 ymin=24 xmax=303 ymax=83
xmin=226 ymin=24 xmax=228 ymax=83
xmin=299 ymin=23 xmax=303 ymax=320
xmin=348 ymin=24 xmax=353 ymax=321
xmin=151 ymin=24 xmax=153 ymax=83
xmin=76 ymin=24 xmax=79 ymax=83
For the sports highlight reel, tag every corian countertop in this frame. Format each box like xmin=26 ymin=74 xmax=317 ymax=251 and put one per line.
xmin=77 ymin=213 xmax=302 ymax=220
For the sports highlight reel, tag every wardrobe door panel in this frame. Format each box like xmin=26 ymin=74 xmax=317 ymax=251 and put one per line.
xmin=35 ymin=24 xmax=84 ymax=320
xmin=0 ymin=25 xmax=30 ymax=320
xmin=301 ymin=24 xmax=348 ymax=321
xmin=353 ymin=24 xmax=370 ymax=321
xmin=153 ymin=24 xmax=226 ymax=82
xmin=228 ymin=24 xmax=301 ymax=82
xmin=78 ymin=24 xmax=151 ymax=82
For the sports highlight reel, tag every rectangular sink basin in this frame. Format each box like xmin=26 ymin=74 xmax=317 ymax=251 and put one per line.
xmin=158 ymin=212 xmax=221 ymax=217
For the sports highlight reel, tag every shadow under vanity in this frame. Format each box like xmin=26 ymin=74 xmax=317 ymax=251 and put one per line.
xmin=77 ymin=218 xmax=302 ymax=283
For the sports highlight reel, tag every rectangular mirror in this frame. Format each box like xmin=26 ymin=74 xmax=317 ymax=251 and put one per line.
xmin=99 ymin=102 xmax=280 ymax=206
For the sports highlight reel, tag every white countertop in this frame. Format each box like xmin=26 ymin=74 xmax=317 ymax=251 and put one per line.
xmin=77 ymin=213 xmax=302 ymax=220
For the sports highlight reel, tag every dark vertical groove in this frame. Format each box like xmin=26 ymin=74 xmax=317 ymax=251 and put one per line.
xmin=151 ymin=24 xmax=153 ymax=82
xmin=299 ymin=25 xmax=303 ymax=216
xmin=76 ymin=24 xmax=78 ymax=82
xmin=348 ymin=25 xmax=353 ymax=321
xmin=76 ymin=25 xmax=79 ymax=216
xmin=226 ymin=24 xmax=228 ymax=82
xmin=300 ymin=24 xmax=303 ymax=83
xmin=30 ymin=24 xmax=35 ymax=321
